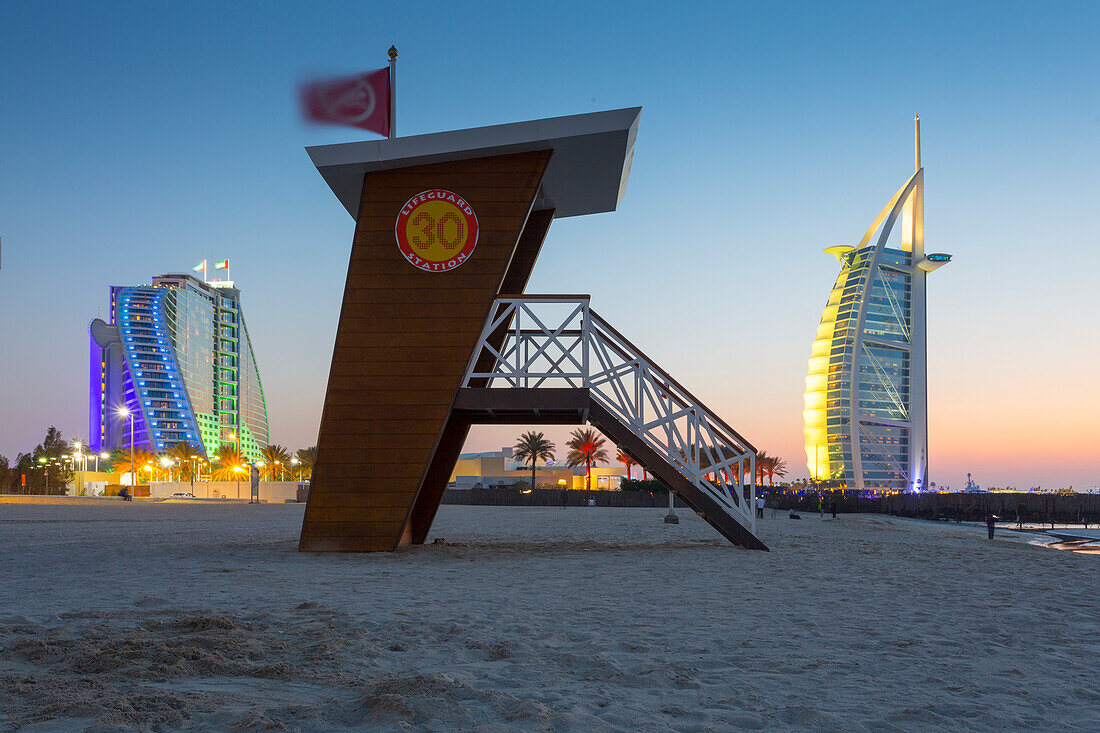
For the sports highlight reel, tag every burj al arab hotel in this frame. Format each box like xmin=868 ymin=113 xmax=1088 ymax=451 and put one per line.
xmin=803 ymin=116 xmax=951 ymax=492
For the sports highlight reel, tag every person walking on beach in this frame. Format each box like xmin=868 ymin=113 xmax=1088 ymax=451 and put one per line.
xmin=986 ymin=513 xmax=996 ymax=540
xmin=756 ymin=495 xmax=765 ymax=518
xmin=818 ymin=496 xmax=824 ymax=518
xmin=830 ymin=499 xmax=837 ymax=519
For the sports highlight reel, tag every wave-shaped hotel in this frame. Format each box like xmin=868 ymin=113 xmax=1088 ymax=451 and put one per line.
xmin=88 ymin=272 xmax=269 ymax=460
xmin=803 ymin=117 xmax=951 ymax=492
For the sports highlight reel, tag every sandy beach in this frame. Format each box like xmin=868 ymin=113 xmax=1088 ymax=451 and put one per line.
xmin=1 ymin=502 xmax=1097 ymax=731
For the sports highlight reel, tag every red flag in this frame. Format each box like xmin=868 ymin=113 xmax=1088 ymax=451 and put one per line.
xmin=301 ymin=68 xmax=390 ymax=136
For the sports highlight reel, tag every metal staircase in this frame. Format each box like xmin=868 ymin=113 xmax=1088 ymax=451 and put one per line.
xmin=460 ymin=295 xmax=766 ymax=550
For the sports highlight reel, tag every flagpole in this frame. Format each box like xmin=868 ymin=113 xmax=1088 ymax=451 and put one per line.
xmin=388 ymin=45 xmax=398 ymax=139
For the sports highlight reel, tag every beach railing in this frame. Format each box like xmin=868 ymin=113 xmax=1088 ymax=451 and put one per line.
xmin=462 ymin=295 xmax=758 ymax=537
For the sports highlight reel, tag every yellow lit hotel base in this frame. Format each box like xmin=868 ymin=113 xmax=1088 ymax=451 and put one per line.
xmin=803 ymin=246 xmax=856 ymax=482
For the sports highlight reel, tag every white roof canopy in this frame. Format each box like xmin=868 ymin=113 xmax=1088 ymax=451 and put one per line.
xmin=306 ymin=107 xmax=640 ymax=219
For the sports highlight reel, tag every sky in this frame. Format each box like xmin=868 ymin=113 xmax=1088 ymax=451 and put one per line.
xmin=0 ymin=1 xmax=1097 ymax=490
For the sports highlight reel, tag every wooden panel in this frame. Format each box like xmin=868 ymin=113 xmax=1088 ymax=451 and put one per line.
xmin=304 ymin=486 xmax=426 ymax=502
xmin=329 ymin=346 xmax=475 ymax=363
xmin=407 ymin=414 xmax=471 ymax=544
xmin=305 ymin=521 xmax=410 ymax=538
xmin=341 ymin=287 xmax=496 ymax=305
xmin=404 ymin=208 xmax=558 ymax=542
xmin=299 ymin=149 xmax=552 ymax=552
xmin=499 ymin=209 xmax=554 ymax=295
xmin=307 ymin=506 xmax=410 ymax=523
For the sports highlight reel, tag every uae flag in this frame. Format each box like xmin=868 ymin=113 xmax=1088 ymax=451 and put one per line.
xmin=214 ymin=260 xmax=229 ymax=270
xmin=300 ymin=68 xmax=390 ymax=136
xmin=192 ymin=260 xmax=206 ymax=272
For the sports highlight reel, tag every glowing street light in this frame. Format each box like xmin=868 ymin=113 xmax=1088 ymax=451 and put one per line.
xmin=118 ymin=407 xmax=135 ymax=494
xmin=73 ymin=441 xmax=87 ymax=473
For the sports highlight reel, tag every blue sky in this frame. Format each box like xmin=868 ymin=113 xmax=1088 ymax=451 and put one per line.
xmin=1 ymin=1 xmax=1097 ymax=489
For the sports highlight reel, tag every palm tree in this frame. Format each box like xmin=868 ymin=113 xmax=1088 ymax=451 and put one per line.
xmin=295 ymin=446 xmax=316 ymax=481
xmin=109 ymin=447 xmax=129 ymax=473
xmin=167 ymin=441 xmax=204 ymax=489
xmin=616 ymin=449 xmax=637 ymax=481
xmin=513 ymin=431 xmax=555 ymax=491
xmin=754 ymin=451 xmax=773 ymax=487
xmin=767 ymin=455 xmax=788 ymax=486
xmin=111 ymin=447 xmax=157 ymax=481
xmin=260 ymin=444 xmax=291 ymax=481
xmin=211 ymin=444 xmax=245 ymax=481
xmin=566 ymin=428 xmax=609 ymax=491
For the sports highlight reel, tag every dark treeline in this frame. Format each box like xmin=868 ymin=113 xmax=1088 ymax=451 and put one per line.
xmin=1 ymin=426 xmax=319 ymax=494
xmin=0 ymin=426 xmax=75 ymax=494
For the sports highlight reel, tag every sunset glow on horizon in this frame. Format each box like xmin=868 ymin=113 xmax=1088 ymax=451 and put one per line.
xmin=1 ymin=1 xmax=1096 ymax=491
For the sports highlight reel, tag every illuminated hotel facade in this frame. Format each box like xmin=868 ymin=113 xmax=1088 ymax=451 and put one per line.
xmin=803 ymin=116 xmax=950 ymax=492
xmin=88 ymin=273 xmax=269 ymax=460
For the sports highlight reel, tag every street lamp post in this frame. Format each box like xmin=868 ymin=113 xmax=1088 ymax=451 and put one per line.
xmin=291 ymin=457 xmax=300 ymax=482
xmin=75 ymin=442 xmax=88 ymax=473
xmin=118 ymin=407 xmax=135 ymax=494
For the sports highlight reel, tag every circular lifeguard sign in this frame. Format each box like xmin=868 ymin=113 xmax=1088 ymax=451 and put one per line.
xmin=395 ymin=190 xmax=479 ymax=272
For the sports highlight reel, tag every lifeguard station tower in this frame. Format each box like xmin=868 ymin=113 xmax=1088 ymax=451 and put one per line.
xmin=299 ymin=108 xmax=767 ymax=551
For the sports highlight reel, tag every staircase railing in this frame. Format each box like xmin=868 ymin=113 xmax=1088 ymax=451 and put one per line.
xmin=462 ymin=295 xmax=757 ymax=534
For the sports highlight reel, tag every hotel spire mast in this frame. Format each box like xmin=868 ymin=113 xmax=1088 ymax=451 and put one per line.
xmin=915 ymin=113 xmax=921 ymax=172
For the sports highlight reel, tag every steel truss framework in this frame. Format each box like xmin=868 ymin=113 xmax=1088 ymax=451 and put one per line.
xmin=463 ymin=295 xmax=759 ymax=539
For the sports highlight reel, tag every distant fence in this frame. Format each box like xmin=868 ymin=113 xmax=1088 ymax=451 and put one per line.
xmin=442 ymin=487 xmax=687 ymax=509
xmin=762 ymin=490 xmax=1100 ymax=526
xmin=440 ymin=486 xmax=1100 ymax=525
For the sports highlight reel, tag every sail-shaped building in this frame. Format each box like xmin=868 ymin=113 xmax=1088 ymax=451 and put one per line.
xmin=803 ymin=116 xmax=951 ymax=492
xmin=88 ymin=272 xmax=270 ymax=461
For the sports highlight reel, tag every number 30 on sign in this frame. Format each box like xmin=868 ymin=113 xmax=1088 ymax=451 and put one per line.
xmin=395 ymin=189 xmax=479 ymax=272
